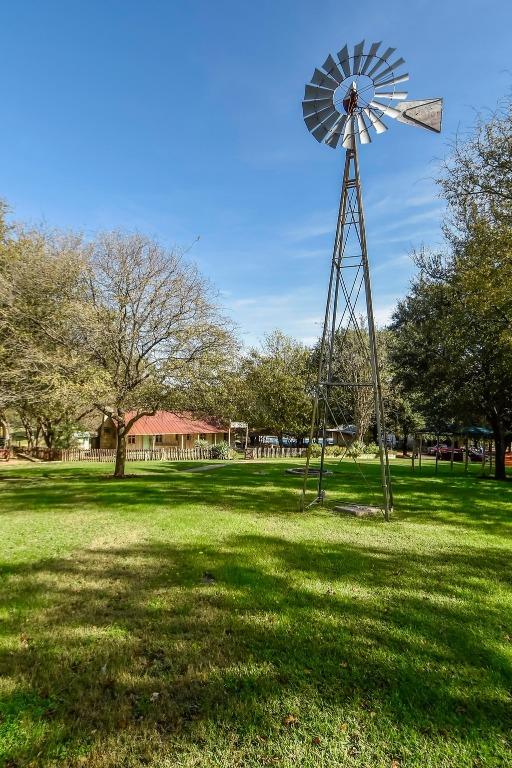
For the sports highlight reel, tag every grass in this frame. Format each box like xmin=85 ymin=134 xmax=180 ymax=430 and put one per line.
xmin=0 ymin=457 xmax=511 ymax=768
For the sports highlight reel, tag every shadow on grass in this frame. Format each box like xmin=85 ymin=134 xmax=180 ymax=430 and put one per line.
xmin=1 ymin=460 xmax=511 ymax=536
xmin=1 ymin=534 xmax=511 ymax=766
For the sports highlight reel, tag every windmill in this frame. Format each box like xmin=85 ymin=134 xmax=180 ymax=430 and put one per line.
xmin=301 ymin=41 xmax=442 ymax=520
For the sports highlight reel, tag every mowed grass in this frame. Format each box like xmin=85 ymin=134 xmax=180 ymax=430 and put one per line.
xmin=0 ymin=458 xmax=511 ymax=768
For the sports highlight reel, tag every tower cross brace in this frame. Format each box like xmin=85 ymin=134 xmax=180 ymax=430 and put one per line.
xmin=305 ymin=137 xmax=393 ymax=520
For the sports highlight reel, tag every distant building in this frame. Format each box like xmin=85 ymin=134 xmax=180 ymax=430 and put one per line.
xmin=326 ymin=425 xmax=357 ymax=445
xmin=96 ymin=411 xmax=227 ymax=450
xmin=72 ymin=431 xmax=91 ymax=450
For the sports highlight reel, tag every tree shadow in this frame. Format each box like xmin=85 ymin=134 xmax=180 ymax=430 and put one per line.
xmin=2 ymin=460 xmax=510 ymax=531
xmin=1 ymin=534 xmax=511 ymax=766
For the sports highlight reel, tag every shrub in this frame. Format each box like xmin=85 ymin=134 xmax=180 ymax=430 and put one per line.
xmin=324 ymin=445 xmax=344 ymax=457
xmin=307 ymin=442 xmax=322 ymax=457
xmin=194 ymin=439 xmax=210 ymax=450
xmin=346 ymin=440 xmax=366 ymax=458
xmin=211 ymin=440 xmax=232 ymax=460
xmin=365 ymin=442 xmax=380 ymax=455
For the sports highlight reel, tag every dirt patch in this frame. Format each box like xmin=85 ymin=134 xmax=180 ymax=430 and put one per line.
xmin=182 ymin=464 xmax=227 ymax=473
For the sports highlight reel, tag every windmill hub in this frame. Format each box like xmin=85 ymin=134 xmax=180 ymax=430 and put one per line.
xmin=338 ymin=77 xmax=375 ymax=114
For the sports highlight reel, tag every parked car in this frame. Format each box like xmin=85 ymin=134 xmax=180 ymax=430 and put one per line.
xmin=437 ymin=446 xmax=464 ymax=461
xmin=467 ymin=447 xmax=484 ymax=462
xmin=427 ymin=443 xmax=447 ymax=456
xmin=303 ymin=437 xmax=334 ymax=446
xmin=260 ymin=435 xmax=279 ymax=446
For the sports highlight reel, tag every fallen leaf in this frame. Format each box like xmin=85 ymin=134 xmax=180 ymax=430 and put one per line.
xmin=20 ymin=633 xmax=30 ymax=648
xmin=340 ymin=661 xmax=348 ymax=668
xmin=312 ymin=736 xmax=321 ymax=745
xmin=150 ymin=692 xmax=160 ymax=701
xmin=339 ymin=722 xmax=348 ymax=732
xmin=391 ymin=760 xmax=400 ymax=768
xmin=282 ymin=714 xmax=298 ymax=727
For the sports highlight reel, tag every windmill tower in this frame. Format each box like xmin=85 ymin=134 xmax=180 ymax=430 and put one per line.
xmin=301 ymin=41 xmax=442 ymax=520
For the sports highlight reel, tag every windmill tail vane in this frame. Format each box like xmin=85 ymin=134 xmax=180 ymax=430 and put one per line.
xmin=301 ymin=41 xmax=443 ymax=520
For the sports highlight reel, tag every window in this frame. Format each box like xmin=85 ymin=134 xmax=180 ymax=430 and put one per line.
xmin=155 ymin=434 xmax=163 ymax=444
xmin=187 ymin=434 xmax=191 ymax=440
xmin=128 ymin=435 xmax=136 ymax=445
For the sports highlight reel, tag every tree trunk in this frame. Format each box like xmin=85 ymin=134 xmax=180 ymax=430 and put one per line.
xmin=492 ymin=419 xmax=506 ymax=481
xmin=20 ymin=415 xmax=34 ymax=450
xmin=41 ymin=419 xmax=54 ymax=450
xmin=0 ymin=415 xmax=10 ymax=447
xmin=114 ymin=418 xmax=127 ymax=478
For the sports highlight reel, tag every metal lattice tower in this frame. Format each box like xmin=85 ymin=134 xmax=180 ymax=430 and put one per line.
xmin=301 ymin=40 xmax=443 ymax=519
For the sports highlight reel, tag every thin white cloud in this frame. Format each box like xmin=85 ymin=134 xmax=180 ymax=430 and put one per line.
xmin=284 ymin=212 xmax=335 ymax=242
xmin=372 ymin=253 xmax=412 ymax=273
xmin=370 ymin=228 xmax=442 ymax=246
xmin=405 ymin=191 xmax=440 ymax=207
xmin=374 ymin=207 xmax=444 ymax=235
xmin=291 ymin=247 xmax=329 ymax=260
xmin=229 ymin=297 xmax=258 ymax=308
xmin=373 ymin=303 xmax=397 ymax=327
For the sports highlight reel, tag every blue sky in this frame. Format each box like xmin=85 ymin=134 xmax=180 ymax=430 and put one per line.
xmin=1 ymin=1 xmax=511 ymax=346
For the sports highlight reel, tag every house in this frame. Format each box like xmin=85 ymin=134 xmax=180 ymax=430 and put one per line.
xmin=326 ymin=424 xmax=358 ymax=446
xmin=71 ymin=431 xmax=91 ymax=450
xmin=97 ymin=411 xmax=227 ymax=450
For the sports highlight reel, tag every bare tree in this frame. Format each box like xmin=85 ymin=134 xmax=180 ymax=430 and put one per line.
xmin=79 ymin=232 xmax=234 ymax=477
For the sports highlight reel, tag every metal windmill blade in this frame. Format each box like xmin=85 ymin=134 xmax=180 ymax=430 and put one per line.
xmin=302 ymin=41 xmax=442 ymax=148
xmin=300 ymin=41 xmax=443 ymax=520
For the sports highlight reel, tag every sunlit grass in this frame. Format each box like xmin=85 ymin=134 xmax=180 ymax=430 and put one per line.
xmin=0 ymin=458 xmax=511 ymax=767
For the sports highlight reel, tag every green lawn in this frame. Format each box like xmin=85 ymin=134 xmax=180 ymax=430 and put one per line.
xmin=0 ymin=458 xmax=511 ymax=768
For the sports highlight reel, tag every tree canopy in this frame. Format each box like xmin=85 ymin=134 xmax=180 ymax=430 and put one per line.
xmin=392 ymin=99 xmax=512 ymax=478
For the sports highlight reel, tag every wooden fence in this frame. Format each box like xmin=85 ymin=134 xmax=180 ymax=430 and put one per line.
xmin=56 ymin=445 xmax=306 ymax=462
xmin=12 ymin=444 xmax=307 ymax=463
xmin=59 ymin=447 xmax=217 ymax=462
xmin=251 ymin=445 xmax=306 ymax=459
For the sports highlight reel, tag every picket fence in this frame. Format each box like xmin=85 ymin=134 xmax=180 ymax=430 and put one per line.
xmin=251 ymin=445 xmax=306 ymax=459
xmin=59 ymin=447 xmax=215 ymax=462
xmin=57 ymin=445 xmax=307 ymax=463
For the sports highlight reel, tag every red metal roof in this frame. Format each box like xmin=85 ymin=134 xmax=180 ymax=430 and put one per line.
xmin=125 ymin=411 xmax=225 ymax=436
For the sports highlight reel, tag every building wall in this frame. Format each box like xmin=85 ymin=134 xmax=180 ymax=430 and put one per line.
xmin=97 ymin=418 xmax=225 ymax=450
xmin=126 ymin=433 xmax=221 ymax=449
xmin=98 ymin=419 xmax=117 ymax=449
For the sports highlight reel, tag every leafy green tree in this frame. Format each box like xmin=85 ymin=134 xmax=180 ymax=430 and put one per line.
xmin=439 ymin=99 xmax=512 ymax=230
xmin=392 ymin=99 xmax=512 ymax=479
xmin=0 ymin=225 xmax=103 ymax=450
xmin=392 ymin=230 xmax=512 ymax=478
xmin=240 ymin=331 xmax=314 ymax=443
xmin=0 ymin=224 xmax=235 ymax=473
